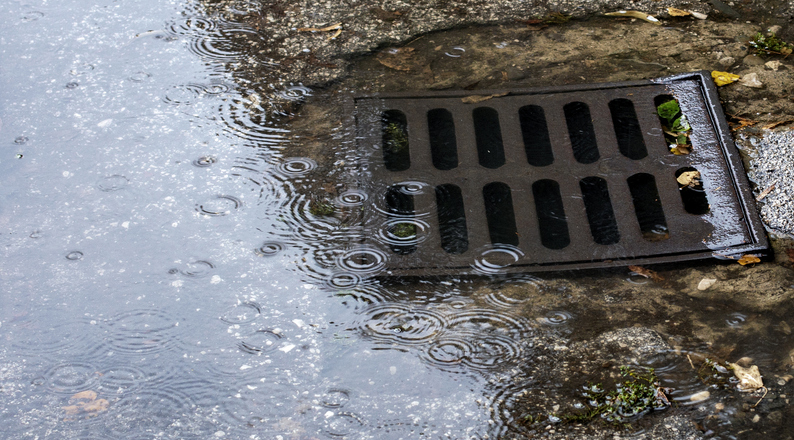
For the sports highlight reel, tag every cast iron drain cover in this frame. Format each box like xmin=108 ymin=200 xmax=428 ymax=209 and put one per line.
xmin=346 ymin=71 xmax=767 ymax=276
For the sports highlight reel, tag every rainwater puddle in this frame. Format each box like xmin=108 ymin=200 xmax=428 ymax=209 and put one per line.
xmin=2 ymin=1 xmax=794 ymax=439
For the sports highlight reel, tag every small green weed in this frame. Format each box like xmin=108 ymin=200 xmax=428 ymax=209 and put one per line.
xmin=656 ymin=98 xmax=692 ymax=155
xmin=390 ymin=222 xmax=416 ymax=238
xmin=384 ymin=122 xmax=409 ymax=154
xmin=309 ymin=199 xmax=336 ymax=216
xmin=749 ymin=32 xmax=793 ymax=57
xmin=562 ymin=366 xmax=670 ymax=426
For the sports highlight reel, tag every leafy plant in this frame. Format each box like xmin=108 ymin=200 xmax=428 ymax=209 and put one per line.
xmin=749 ymin=32 xmax=793 ymax=57
xmin=657 ymin=98 xmax=692 ymax=155
xmin=563 ymin=366 xmax=670 ymax=426
xmin=390 ymin=222 xmax=416 ymax=238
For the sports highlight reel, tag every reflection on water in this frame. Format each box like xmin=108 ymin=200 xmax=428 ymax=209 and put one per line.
xmin=2 ymin=0 xmax=794 ymax=438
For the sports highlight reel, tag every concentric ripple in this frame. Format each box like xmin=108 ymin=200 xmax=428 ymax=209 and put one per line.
xmin=10 ymin=315 xmax=100 ymax=356
xmin=726 ymin=312 xmax=747 ymax=328
xmin=356 ymin=304 xmax=448 ymax=345
xmin=275 ymin=85 xmax=312 ymax=101
xmin=322 ymin=411 xmax=365 ymax=438
xmin=216 ymin=95 xmax=289 ymax=146
xmin=275 ymin=157 xmax=317 ymax=177
xmin=536 ymin=311 xmax=573 ymax=326
xmin=192 ymin=156 xmax=216 ymax=167
xmin=40 ymin=362 xmax=101 ymax=394
xmin=219 ymin=301 xmax=261 ymax=324
xmin=336 ymin=247 xmax=388 ymax=275
xmin=97 ymin=366 xmax=148 ymax=395
xmin=128 ymin=71 xmax=151 ymax=83
xmin=321 ymin=388 xmax=351 ymax=408
xmin=324 ymin=272 xmax=363 ymax=290
xmin=180 ymin=260 xmax=215 ymax=277
xmin=163 ymin=84 xmax=204 ymax=105
xmin=447 ymin=309 xmax=533 ymax=337
xmin=104 ymin=309 xmax=183 ymax=354
xmin=97 ymin=175 xmax=129 ymax=191
xmin=165 ymin=16 xmax=218 ymax=35
xmin=66 ymin=251 xmax=84 ymax=261
xmin=421 ymin=333 xmax=521 ymax=371
xmin=237 ymin=329 xmax=282 ymax=354
xmin=336 ymin=189 xmax=368 ymax=207
xmin=196 ymin=195 xmax=242 ymax=216
xmin=378 ymin=218 xmax=429 ymax=246
xmin=112 ymin=388 xmax=194 ymax=428
xmin=255 ymin=241 xmax=285 ymax=257
xmin=472 ymin=245 xmax=525 ymax=275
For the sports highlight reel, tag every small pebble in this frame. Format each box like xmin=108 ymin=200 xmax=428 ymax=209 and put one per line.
xmin=690 ymin=390 xmax=710 ymax=402
xmin=740 ymin=72 xmax=763 ymax=88
xmin=752 ymin=414 xmax=761 ymax=423
xmin=698 ymin=278 xmax=717 ymax=290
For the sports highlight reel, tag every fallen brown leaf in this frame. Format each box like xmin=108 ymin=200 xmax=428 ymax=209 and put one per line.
xmin=676 ymin=170 xmax=701 ymax=188
xmin=667 ymin=7 xmax=691 ymax=16
xmin=737 ymin=255 xmax=761 ymax=266
xmin=761 ymin=119 xmax=794 ymax=130
xmin=628 ymin=265 xmax=664 ymax=282
xmin=755 ymin=182 xmax=776 ymax=201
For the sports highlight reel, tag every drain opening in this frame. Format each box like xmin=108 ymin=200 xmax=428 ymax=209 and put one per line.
xmin=435 ymin=184 xmax=468 ymax=254
xmin=627 ymin=173 xmax=669 ymax=242
xmin=519 ymin=104 xmax=554 ymax=167
xmin=385 ymin=185 xmax=416 ymax=254
xmin=564 ymin=101 xmax=599 ymax=164
xmin=382 ymin=110 xmax=410 ymax=171
xmin=580 ymin=176 xmax=620 ymax=245
xmin=533 ymin=179 xmax=570 ymax=249
xmin=609 ymin=98 xmax=647 ymax=160
xmin=483 ymin=182 xmax=518 ymax=246
xmin=473 ymin=107 xmax=506 ymax=169
xmin=428 ymin=108 xmax=459 ymax=171
xmin=675 ymin=167 xmax=709 ymax=215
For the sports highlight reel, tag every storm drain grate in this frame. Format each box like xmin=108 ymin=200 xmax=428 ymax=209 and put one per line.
xmin=348 ymin=71 xmax=768 ymax=276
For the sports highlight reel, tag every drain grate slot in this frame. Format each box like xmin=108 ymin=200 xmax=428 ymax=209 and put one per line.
xmin=350 ymin=71 xmax=768 ymax=275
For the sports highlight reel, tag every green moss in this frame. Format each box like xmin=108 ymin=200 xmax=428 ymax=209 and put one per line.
xmin=656 ymin=98 xmax=692 ymax=155
xmin=384 ymin=122 xmax=409 ymax=154
xmin=749 ymin=32 xmax=793 ymax=56
xmin=309 ymin=199 xmax=336 ymax=216
xmin=390 ymin=222 xmax=416 ymax=238
xmin=562 ymin=366 xmax=670 ymax=426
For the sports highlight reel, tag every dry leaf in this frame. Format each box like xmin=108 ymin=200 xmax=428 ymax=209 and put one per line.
xmin=711 ymin=70 xmax=740 ymax=86
xmin=690 ymin=11 xmax=708 ymax=19
xmin=461 ymin=92 xmax=508 ymax=104
xmin=729 ymin=363 xmax=763 ymax=391
xmin=676 ymin=170 xmax=701 ymax=188
xmin=737 ymin=255 xmax=761 ymax=266
xmin=761 ymin=119 xmax=794 ymax=130
xmin=604 ymin=10 xmax=662 ymax=25
xmin=628 ymin=265 xmax=664 ymax=282
xmin=62 ymin=390 xmax=110 ymax=420
xmin=667 ymin=7 xmax=691 ymax=16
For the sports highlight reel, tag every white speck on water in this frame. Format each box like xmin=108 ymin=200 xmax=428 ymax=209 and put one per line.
xmin=97 ymin=119 xmax=112 ymax=127
xmin=279 ymin=344 xmax=296 ymax=353
xmin=214 ymin=432 xmax=225 ymax=437
xmin=390 ymin=366 xmax=397 ymax=375
xmin=171 ymin=280 xmax=183 ymax=287
xmin=210 ymin=275 xmax=221 ymax=284
xmin=292 ymin=319 xmax=305 ymax=328
xmin=62 ymin=171 xmax=72 ymax=177
xmin=325 ymin=411 xmax=334 ymax=418
xmin=240 ymin=365 xmax=252 ymax=370
xmin=121 ymin=221 xmax=129 ymax=229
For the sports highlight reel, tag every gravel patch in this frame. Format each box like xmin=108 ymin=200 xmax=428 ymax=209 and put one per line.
xmin=745 ymin=131 xmax=794 ymax=236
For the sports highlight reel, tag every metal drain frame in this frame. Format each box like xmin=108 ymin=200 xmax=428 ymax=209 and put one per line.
xmin=346 ymin=71 xmax=768 ymax=276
